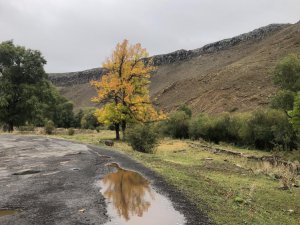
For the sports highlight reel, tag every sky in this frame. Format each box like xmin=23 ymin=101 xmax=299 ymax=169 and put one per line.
xmin=0 ymin=0 xmax=299 ymax=73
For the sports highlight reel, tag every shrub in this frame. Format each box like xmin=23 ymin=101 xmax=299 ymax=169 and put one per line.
xmin=67 ymin=128 xmax=75 ymax=136
xmin=44 ymin=120 xmax=55 ymax=135
xmin=108 ymin=124 xmax=115 ymax=130
xmin=81 ymin=108 xmax=100 ymax=130
xmin=240 ymin=110 xmax=296 ymax=151
xmin=189 ymin=110 xmax=296 ymax=151
xmin=95 ymin=126 xmax=101 ymax=133
xmin=189 ymin=114 xmax=233 ymax=143
xmin=74 ymin=109 xmax=84 ymax=128
xmin=18 ymin=125 xmax=35 ymax=132
xmin=162 ymin=111 xmax=190 ymax=139
xmin=178 ymin=105 xmax=192 ymax=118
xmin=270 ymin=90 xmax=295 ymax=111
xmin=126 ymin=124 xmax=158 ymax=153
xmin=189 ymin=114 xmax=209 ymax=140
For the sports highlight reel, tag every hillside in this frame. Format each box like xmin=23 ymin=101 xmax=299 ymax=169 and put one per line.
xmin=49 ymin=21 xmax=300 ymax=113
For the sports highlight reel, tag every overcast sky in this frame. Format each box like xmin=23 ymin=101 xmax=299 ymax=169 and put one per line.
xmin=0 ymin=0 xmax=299 ymax=73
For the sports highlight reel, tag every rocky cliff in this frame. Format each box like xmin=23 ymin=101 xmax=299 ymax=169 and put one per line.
xmin=49 ymin=24 xmax=287 ymax=86
xmin=49 ymin=68 xmax=106 ymax=86
xmin=151 ymin=24 xmax=288 ymax=65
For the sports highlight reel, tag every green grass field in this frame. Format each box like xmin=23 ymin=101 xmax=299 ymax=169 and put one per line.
xmin=25 ymin=130 xmax=300 ymax=224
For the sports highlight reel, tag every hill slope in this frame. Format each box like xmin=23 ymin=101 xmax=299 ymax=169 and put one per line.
xmin=49 ymin=21 xmax=300 ymax=113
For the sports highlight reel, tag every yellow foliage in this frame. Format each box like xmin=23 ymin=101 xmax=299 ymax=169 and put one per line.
xmin=91 ymin=39 xmax=165 ymax=125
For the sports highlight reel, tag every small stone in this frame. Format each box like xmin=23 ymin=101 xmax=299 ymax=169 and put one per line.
xmin=103 ymin=140 xmax=114 ymax=146
xmin=79 ymin=208 xmax=86 ymax=213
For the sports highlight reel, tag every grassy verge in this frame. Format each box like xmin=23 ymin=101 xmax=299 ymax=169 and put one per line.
xmin=28 ymin=130 xmax=300 ymax=224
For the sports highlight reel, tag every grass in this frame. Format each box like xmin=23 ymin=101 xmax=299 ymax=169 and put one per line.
xmin=9 ymin=129 xmax=300 ymax=225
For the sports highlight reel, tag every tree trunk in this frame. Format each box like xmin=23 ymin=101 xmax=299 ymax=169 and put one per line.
xmin=115 ymin=123 xmax=120 ymax=140
xmin=121 ymin=120 xmax=126 ymax=141
xmin=8 ymin=122 xmax=14 ymax=133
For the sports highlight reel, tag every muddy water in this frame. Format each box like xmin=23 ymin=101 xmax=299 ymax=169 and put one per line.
xmin=0 ymin=209 xmax=18 ymax=217
xmin=99 ymin=164 xmax=185 ymax=225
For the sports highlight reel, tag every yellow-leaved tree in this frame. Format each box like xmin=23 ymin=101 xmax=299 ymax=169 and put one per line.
xmin=91 ymin=39 xmax=164 ymax=140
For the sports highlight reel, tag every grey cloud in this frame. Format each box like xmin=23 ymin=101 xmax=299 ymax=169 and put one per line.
xmin=0 ymin=0 xmax=299 ymax=73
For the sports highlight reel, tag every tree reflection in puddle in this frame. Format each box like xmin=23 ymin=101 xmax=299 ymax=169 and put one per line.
xmin=0 ymin=209 xmax=18 ymax=217
xmin=100 ymin=163 xmax=185 ymax=225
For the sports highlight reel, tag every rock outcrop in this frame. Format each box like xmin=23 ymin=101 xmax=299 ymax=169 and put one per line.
xmin=151 ymin=23 xmax=288 ymax=65
xmin=49 ymin=23 xmax=288 ymax=87
xmin=49 ymin=68 xmax=106 ymax=86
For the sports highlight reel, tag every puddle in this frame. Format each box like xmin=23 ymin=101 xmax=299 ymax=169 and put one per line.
xmin=99 ymin=163 xmax=185 ymax=225
xmin=60 ymin=161 xmax=70 ymax=165
xmin=0 ymin=209 xmax=18 ymax=217
xmin=42 ymin=171 xmax=60 ymax=176
xmin=12 ymin=170 xmax=40 ymax=175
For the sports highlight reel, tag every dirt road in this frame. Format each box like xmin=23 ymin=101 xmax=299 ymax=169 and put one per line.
xmin=0 ymin=135 xmax=212 ymax=225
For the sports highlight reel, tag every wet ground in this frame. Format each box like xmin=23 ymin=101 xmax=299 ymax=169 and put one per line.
xmin=0 ymin=134 xmax=212 ymax=225
xmin=99 ymin=163 xmax=185 ymax=225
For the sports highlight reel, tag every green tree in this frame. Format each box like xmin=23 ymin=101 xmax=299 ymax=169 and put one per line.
xmin=162 ymin=111 xmax=190 ymax=139
xmin=30 ymin=83 xmax=75 ymax=128
xmin=74 ymin=109 xmax=84 ymax=128
xmin=50 ymin=90 xmax=75 ymax=128
xmin=0 ymin=41 xmax=49 ymax=131
xmin=289 ymin=92 xmax=300 ymax=132
xmin=270 ymin=90 xmax=295 ymax=113
xmin=242 ymin=110 xmax=295 ymax=151
xmin=80 ymin=108 xmax=100 ymax=129
xmin=273 ymin=54 xmax=300 ymax=92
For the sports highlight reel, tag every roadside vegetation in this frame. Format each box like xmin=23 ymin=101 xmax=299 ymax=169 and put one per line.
xmin=39 ymin=130 xmax=298 ymax=225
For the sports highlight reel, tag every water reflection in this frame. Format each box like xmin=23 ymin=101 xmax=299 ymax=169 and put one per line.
xmin=100 ymin=163 xmax=185 ymax=225
xmin=101 ymin=163 xmax=154 ymax=220
xmin=0 ymin=209 xmax=18 ymax=217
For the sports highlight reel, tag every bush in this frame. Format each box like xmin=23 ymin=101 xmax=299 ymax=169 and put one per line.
xmin=189 ymin=113 xmax=238 ymax=143
xmin=126 ymin=124 xmax=159 ymax=153
xmin=18 ymin=125 xmax=35 ymax=132
xmin=178 ymin=105 xmax=192 ymax=118
xmin=67 ymin=128 xmax=75 ymax=136
xmin=189 ymin=110 xmax=296 ymax=151
xmin=44 ymin=120 xmax=55 ymax=135
xmin=74 ymin=109 xmax=84 ymax=128
xmin=242 ymin=109 xmax=296 ymax=151
xmin=108 ymin=124 xmax=115 ymax=130
xmin=95 ymin=126 xmax=101 ymax=133
xmin=270 ymin=90 xmax=295 ymax=111
xmin=161 ymin=111 xmax=190 ymax=139
xmin=80 ymin=108 xmax=100 ymax=130
xmin=189 ymin=114 xmax=211 ymax=140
